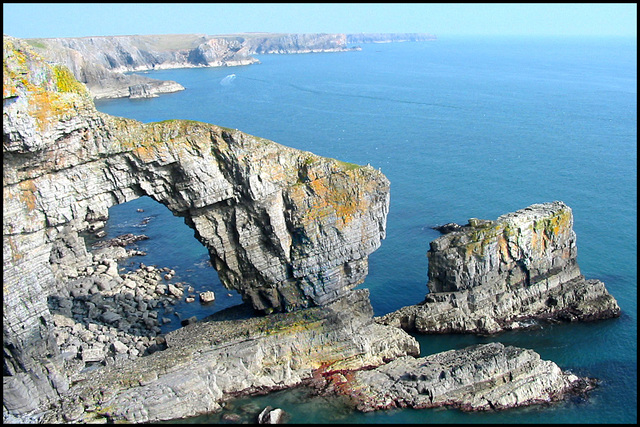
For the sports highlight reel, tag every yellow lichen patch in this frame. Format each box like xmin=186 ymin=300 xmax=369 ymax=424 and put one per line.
xmin=304 ymin=174 xmax=364 ymax=228
xmin=497 ymin=234 xmax=511 ymax=263
xmin=464 ymin=222 xmax=504 ymax=258
xmin=531 ymin=227 xmax=548 ymax=253
xmin=4 ymin=37 xmax=91 ymax=131
xmin=53 ymin=65 xmax=87 ymax=95
xmin=18 ymin=179 xmax=38 ymax=211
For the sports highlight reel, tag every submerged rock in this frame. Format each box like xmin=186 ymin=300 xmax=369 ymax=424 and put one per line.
xmin=378 ymin=202 xmax=620 ymax=334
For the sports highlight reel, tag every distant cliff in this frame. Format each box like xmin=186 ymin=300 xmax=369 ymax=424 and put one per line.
xmin=23 ymin=33 xmax=360 ymax=99
xmin=22 ymin=32 xmax=435 ymax=100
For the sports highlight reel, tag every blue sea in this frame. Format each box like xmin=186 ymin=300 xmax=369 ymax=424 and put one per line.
xmin=94 ymin=36 xmax=637 ymax=423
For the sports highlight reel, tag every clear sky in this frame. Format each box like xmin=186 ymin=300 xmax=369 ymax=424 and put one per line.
xmin=3 ymin=3 xmax=637 ymax=39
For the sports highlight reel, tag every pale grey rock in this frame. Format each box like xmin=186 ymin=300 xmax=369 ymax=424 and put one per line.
xmin=111 ymin=340 xmax=128 ymax=354
xmin=167 ymin=284 xmax=183 ymax=298
xmin=81 ymin=347 xmax=105 ymax=363
xmin=330 ymin=342 xmax=595 ymax=412
xmin=199 ymin=291 xmax=215 ymax=303
xmin=378 ymin=202 xmax=620 ymax=334
xmin=257 ymin=406 xmax=287 ymax=424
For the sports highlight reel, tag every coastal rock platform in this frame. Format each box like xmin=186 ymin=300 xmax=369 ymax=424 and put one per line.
xmin=41 ymin=289 xmax=419 ymax=423
xmin=317 ymin=342 xmax=596 ymax=412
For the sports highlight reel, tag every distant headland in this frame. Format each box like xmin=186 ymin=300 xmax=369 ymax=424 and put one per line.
xmin=20 ymin=32 xmax=437 ymax=99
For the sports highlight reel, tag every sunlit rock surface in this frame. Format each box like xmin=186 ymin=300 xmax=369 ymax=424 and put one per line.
xmin=320 ymin=342 xmax=595 ymax=412
xmin=378 ymin=202 xmax=620 ymax=334
xmin=3 ymin=35 xmax=391 ymax=417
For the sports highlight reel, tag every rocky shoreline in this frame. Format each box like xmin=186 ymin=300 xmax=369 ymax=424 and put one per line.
xmin=3 ymin=35 xmax=621 ymax=424
xmin=309 ymin=342 xmax=597 ymax=413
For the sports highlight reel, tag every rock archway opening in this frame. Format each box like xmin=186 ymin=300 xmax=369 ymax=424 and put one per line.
xmin=46 ymin=195 xmax=247 ymax=373
xmin=88 ymin=195 xmax=245 ymax=330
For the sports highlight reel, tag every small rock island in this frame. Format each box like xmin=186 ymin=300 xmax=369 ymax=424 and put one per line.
xmin=378 ymin=201 xmax=620 ymax=333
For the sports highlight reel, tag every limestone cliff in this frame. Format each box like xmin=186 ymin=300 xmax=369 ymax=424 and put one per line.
xmin=3 ymin=35 xmax=390 ymax=415
xmin=22 ymin=32 xmax=435 ymax=100
xmin=23 ymin=33 xmax=358 ymax=99
xmin=378 ymin=202 xmax=620 ymax=334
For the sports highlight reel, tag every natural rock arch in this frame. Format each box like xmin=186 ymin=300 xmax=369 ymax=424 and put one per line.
xmin=3 ymin=35 xmax=389 ymax=414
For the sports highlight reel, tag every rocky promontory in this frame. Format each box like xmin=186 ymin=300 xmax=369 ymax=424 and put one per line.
xmin=3 ymin=35 xmax=392 ymax=417
xmin=24 ymin=33 xmax=360 ymax=99
xmin=378 ymin=202 xmax=620 ymax=334
xmin=316 ymin=342 xmax=595 ymax=412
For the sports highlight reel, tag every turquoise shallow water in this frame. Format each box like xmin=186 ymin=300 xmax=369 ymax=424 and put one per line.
xmin=95 ymin=36 xmax=637 ymax=423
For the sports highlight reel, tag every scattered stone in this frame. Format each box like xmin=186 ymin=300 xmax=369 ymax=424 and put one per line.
xmin=52 ymin=313 xmax=76 ymax=328
xmin=101 ymin=311 xmax=122 ymax=324
xmin=81 ymin=347 xmax=105 ymax=363
xmin=168 ymin=284 xmax=183 ymax=298
xmin=93 ymin=233 xmax=149 ymax=249
xmin=111 ymin=340 xmax=128 ymax=354
xmin=432 ymin=222 xmax=464 ymax=234
xmin=199 ymin=291 xmax=215 ymax=303
xmin=180 ymin=316 xmax=197 ymax=327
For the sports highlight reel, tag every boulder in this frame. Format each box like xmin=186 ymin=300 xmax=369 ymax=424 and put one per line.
xmin=257 ymin=406 xmax=287 ymax=424
xmin=199 ymin=291 xmax=215 ymax=303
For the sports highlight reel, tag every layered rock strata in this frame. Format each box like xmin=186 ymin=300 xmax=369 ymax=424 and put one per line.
xmin=41 ymin=289 xmax=419 ymax=423
xmin=378 ymin=202 xmax=620 ymax=334
xmin=3 ymin=36 xmax=390 ymax=415
xmin=24 ymin=33 xmax=359 ymax=99
xmin=318 ymin=342 xmax=595 ymax=412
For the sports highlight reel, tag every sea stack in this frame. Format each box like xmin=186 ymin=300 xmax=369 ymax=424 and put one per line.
xmin=378 ymin=201 xmax=620 ymax=334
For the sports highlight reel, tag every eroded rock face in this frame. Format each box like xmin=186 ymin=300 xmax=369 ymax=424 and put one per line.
xmin=24 ymin=33 xmax=358 ymax=99
xmin=378 ymin=202 xmax=620 ymax=334
xmin=3 ymin=36 xmax=389 ymax=415
xmin=320 ymin=342 xmax=595 ymax=412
